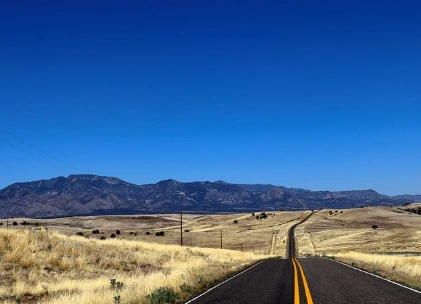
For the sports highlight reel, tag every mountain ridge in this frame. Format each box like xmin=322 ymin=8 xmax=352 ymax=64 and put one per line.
xmin=0 ymin=174 xmax=419 ymax=218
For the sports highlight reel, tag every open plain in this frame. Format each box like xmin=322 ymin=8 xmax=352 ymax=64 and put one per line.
xmin=3 ymin=211 xmax=308 ymax=256
xmin=1 ymin=205 xmax=421 ymax=303
xmin=295 ymin=204 xmax=421 ymax=289
xmin=295 ymin=205 xmax=421 ymax=255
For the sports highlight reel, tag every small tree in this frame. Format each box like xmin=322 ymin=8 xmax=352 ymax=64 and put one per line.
xmin=116 ymin=230 xmax=121 ymax=235
xmin=372 ymin=225 xmax=378 ymax=230
xmin=233 ymin=220 xmax=238 ymax=224
xmin=258 ymin=212 xmax=267 ymax=219
xmin=110 ymin=233 xmax=116 ymax=238
xmin=12 ymin=222 xmax=17 ymax=226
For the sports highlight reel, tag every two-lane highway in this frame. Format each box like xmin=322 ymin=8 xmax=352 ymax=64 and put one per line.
xmin=298 ymin=258 xmax=421 ymax=304
xmin=186 ymin=259 xmax=293 ymax=304
xmin=187 ymin=212 xmax=421 ymax=303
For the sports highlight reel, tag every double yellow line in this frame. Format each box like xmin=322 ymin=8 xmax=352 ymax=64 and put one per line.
xmin=291 ymin=257 xmax=314 ymax=304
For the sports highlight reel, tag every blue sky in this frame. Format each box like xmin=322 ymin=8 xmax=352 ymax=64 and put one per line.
xmin=1 ymin=1 xmax=420 ymax=195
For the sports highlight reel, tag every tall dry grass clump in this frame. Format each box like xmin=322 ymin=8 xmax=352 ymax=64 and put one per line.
xmin=333 ymin=251 xmax=421 ymax=290
xmin=0 ymin=228 xmax=263 ymax=303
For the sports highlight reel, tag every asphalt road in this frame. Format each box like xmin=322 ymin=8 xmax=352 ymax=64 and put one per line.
xmin=187 ymin=212 xmax=421 ymax=304
xmin=299 ymin=258 xmax=421 ymax=304
xmin=186 ymin=259 xmax=294 ymax=304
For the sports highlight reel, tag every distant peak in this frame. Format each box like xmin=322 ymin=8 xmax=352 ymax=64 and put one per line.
xmin=67 ymin=174 xmax=123 ymax=184
xmin=214 ymin=180 xmax=231 ymax=184
xmin=68 ymin=174 xmax=98 ymax=179
xmin=157 ymin=179 xmax=181 ymax=185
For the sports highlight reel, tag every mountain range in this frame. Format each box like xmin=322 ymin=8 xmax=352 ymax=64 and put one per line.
xmin=0 ymin=174 xmax=419 ymax=218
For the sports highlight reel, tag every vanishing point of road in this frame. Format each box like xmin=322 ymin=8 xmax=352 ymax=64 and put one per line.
xmin=186 ymin=212 xmax=421 ymax=304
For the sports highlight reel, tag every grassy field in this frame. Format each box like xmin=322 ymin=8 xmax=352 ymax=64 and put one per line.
xmin=294 ymin=204 xmax=421 ymax=289
xmin=0 ymin=211 xmax=307 ymax=303
xmin=295 ymin=206 xmax=421 ymax=255
xmin=2 ymin=211 xmax=308 ymax=256
xmin=0 ymin=228 xmax=262 ymax=304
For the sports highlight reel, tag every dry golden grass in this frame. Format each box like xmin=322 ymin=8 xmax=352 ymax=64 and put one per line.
xmin=3 ymin=211 xmax=307 ymax=256
xmin=294 ymin=206 xmax=421 ymax=289
xmin=0 ymin=228 xmax=263 ymax=303
xmin=174 ymin=211 xmax=310 ymax=256
xmin=295 ymin=207 xmax=421 ymax=255
xmin=333 ymin=252 xmax=421 ymax=289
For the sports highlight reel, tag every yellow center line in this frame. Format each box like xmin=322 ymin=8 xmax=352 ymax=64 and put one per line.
xmin=291 ymin=258 xmax=300 ymax=304
xmin=294 ymin=257 xmax=314 ymax=304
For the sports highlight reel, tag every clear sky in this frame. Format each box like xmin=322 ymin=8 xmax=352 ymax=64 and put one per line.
xmin=1 ymin=1 xmax=420 ymax=195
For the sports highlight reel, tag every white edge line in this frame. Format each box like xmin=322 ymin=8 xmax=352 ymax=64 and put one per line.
xmin=184 ymin=260 xmax=264 ymax=303
xmin=331 ymin=259 xmax=421 ymax=295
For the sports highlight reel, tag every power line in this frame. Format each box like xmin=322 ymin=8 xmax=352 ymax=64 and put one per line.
xmin=1 ymin=129 xmax=79 ymax=173
xmin=1 ymin=138 xmax=68 ymax=175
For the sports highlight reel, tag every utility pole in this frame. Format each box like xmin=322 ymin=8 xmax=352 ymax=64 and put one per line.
xmin=6 ymin=219 xmax=8 ymax=230
xmin=220 ymin=230 xmax=222 ymax=249
xmin=180 ymin=211 xmax=183 ymax=247
xmin=241 ymin=244 xmax=243 ymax=252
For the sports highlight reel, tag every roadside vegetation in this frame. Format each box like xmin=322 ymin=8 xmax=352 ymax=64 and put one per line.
xmin=0 ymin=229 xmax=263 ymax=303
xmin=333 ymin=252 xmax=421 ymax=290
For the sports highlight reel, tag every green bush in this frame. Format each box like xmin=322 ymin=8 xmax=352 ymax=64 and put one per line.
xmin=147 ymin=286 xmax=178 ymax=304
xmin=110 ymin=279 xmax=124 ymax=290
xmin=113 ymin=295 xmax=121 ymax=304
xmin=180 ymin=283 xmax=195 ymax=294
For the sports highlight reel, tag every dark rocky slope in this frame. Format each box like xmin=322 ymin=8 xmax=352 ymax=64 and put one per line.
xmin=0 ymin=174 xmax=417 ymax=218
